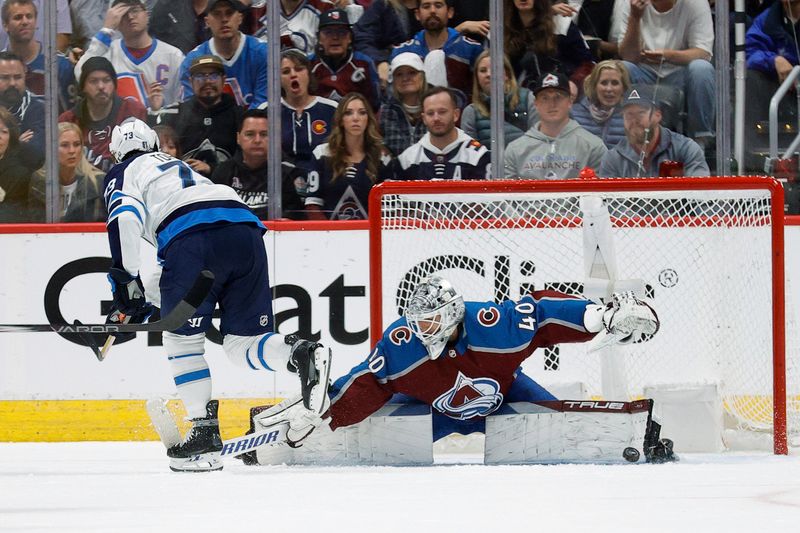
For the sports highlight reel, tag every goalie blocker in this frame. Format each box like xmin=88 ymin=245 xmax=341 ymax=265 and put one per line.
xmin=243 ymin=398 xmax=676 ymax=466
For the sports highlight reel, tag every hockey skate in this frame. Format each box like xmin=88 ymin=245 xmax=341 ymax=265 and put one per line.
xmin=166 ymin=400 xmax=224 ymax=472
xmin=285 ymin=336 xmax=332 ymax=415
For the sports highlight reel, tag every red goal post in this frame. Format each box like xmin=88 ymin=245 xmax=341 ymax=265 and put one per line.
xmin=368 ymin=177 xmax=795 ymax=454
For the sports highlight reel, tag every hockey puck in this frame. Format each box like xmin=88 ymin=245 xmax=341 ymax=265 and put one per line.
xmin=623 ymin=447 xmax=640 ymax=463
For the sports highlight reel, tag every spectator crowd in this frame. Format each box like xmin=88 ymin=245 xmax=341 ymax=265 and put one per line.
xmin=3 ymin=0 xmax=764 ymax=224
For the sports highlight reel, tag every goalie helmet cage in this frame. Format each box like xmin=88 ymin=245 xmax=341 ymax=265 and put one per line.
xmin=368 ymin=177 xmax=797 ymax=455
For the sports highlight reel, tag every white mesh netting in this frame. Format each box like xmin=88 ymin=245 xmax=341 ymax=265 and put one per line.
xmin=373 ymin=180 xmax=800 ymax=451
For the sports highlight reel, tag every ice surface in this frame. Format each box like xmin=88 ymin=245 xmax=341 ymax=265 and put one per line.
xmin=1 ymin=442 xmax=799 ymax=532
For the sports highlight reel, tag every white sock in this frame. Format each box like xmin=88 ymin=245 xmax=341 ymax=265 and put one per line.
xmin=163 ymin=332 xmax=212 ymax=419
xmin=223 ymin=332 xmax=292 ymax=371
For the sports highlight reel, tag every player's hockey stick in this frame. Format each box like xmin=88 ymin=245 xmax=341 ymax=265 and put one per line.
xmin=0 ymin=270 xmax=215 ymax=360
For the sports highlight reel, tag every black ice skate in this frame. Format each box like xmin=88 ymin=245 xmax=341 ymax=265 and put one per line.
xmin=167 ymin=400 xmax=223 ymax=472
xmin=285 ymin=335 xmax=332 ymax=415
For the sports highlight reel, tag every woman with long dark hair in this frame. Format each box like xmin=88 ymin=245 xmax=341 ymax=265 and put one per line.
xmin=277 ymin=49 xmax=338 ymax=171
xmin=504 ymin=0 xmax=594 ymax=97
xmin=0 ymin=107 xmax=41 ymax=222
xmin=305 ymin=92 xmax=394 ymax=220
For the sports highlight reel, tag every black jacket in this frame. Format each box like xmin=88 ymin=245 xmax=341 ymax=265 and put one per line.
xmin=211 ymin=152 xmax=306 ymax=220
xmin=0 ymin=144 xmax=41 ymax=222
xmin=152 ymin=93 xmax=244 ymax=176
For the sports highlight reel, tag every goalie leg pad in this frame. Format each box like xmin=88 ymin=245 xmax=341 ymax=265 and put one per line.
xmin=253 ymin=404 xmax=434 ymax=466
xmin=484 ymin=401 xmax=653 ymax=465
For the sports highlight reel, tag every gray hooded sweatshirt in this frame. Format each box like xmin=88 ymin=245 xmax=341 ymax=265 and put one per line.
xmin=503 ymin=119 xmax=607 ymax=180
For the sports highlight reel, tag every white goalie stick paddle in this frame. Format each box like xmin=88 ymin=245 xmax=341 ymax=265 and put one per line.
xmin=0 ymin=270 xmax=215 ymax=361
xmin=145 ymin=398 xmax=290 ymax=460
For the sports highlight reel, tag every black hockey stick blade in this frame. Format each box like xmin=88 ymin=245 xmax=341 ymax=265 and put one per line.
xmin=0 ymin=270 xmax=215 ymax=335
xmin=73 ymin=319 xmax=103 ymax=360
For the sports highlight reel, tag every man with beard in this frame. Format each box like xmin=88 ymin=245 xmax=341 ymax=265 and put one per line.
xmin=180 ymin=0 xmax=268 ymax=109
xmin=59 ymin=56 xmax=147 ymax=172
xmin=75 ymin=0 xmax=185 ymax=110
xmin=151 ymin=54 xmax=242 ymax=177
xmin=1 ymin=0 xmax=77 ymax=111
xmin=389 ymin=0 xmax=482 ymax=99
xmin=504 ymin=71 xmax=606 ymax=180
xmin=211 ymin=108 xmax=306 ymax=219
xmin=599 ymin=85 xmax=708 ymax=177
xmin=397 ymin=86 xmax=489 ymax=180
xmin=309 ymin=9 xmax=380 ymax=110
xmin=0 ymin=51 xmax=44 ymax=163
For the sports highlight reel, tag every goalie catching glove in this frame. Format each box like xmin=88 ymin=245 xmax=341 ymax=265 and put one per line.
xmin=105 ymin=267 xmax=154 ymax=343
xmin=602 ymin=291 xmax=659 ymax=344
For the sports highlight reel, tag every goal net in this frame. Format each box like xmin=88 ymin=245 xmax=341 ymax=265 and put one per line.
xmin=368 ymin=177 xmax=799 ymax=454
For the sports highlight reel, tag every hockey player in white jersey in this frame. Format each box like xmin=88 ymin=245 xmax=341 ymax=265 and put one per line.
xmin=103 ymin=118 xmax=331 ymax=472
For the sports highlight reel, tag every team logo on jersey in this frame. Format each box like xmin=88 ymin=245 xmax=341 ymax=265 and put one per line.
xmin=312 ymin=120 xmax=328 ymax=135
xmin=331 ymin=185 xmax=367 ymax=220
xmin=432 ymin=372 xmax=503 ymax=420
xmin=259 ymin=315 xmax=269 ymax=327
xmin=351 ymin=66 xmax=366 ymax=83
xmin=389 ymin=325 xmax=413 ymax=345
xmin=477 ymin=307 xmax=500 ymax=327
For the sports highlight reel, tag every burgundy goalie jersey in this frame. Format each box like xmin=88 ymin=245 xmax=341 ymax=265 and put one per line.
xmin=327 ymin=291 xmax=597 ymax=430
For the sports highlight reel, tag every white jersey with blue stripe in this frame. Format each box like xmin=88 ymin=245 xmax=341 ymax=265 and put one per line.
xmin=103 ymin=151 xmax=263 ymax=275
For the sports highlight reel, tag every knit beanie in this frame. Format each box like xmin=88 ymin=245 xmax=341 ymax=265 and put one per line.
xmin=79 ymin=57 xmax=118 ymax=92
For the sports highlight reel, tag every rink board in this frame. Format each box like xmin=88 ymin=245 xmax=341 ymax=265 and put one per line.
xmin=0 ymin=220 xmax=799 ymax=441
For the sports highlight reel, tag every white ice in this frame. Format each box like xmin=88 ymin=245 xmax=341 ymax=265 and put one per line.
xmin=1 ymin=442 xmax=799 ymax=533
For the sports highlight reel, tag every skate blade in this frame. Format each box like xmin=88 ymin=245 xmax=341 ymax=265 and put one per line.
xmin=169 ymin=453 xmax=223 ymax=472
xmin=308 ymin=347 xmax=332 ymax=415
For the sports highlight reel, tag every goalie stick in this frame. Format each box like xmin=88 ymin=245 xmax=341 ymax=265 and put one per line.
xmin=0 ymin=270 xmax=215 ymax=361
xmin=145 ymin=398 xmax=289 ymax=463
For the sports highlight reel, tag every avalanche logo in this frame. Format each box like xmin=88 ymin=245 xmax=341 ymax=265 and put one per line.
xmin=476 ymin=307 xmax=500 ymax=327
xmin=389 ymin=325 xmax=413 ymax=345
xmin=312 ymin=120 xmax=328 ymax=135
xmin=432 ymin=372 xmax=503 ymax=420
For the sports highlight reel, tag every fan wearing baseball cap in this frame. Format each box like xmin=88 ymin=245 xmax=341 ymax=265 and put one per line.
xmin=152 ymin=54 xmax=243 ymax=178
xmin=309 ymin=8 xmax=381 ymax=110
xmin=59 ymin=56 xmax=147 ymax=172
xmin=598 ymin=85 xmax=709 ymax=178
xmin=179 ymin=0 xmax=268 ymax=108
xmin=504 ymin=71 xmax=607 ymax=180
xmin=378 ymin=52 xmax=428 ymax=157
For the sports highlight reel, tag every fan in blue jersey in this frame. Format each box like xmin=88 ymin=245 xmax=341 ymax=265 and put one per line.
xmin=397 ymin=86 xmax=490 ymax=180
xmin=274 ymin=48 xmax=338 ymax=172
xmin=267 ymin=275 xmax=660 ymax=452
xmin=309 ymin=8 xmax=381 ymax=111
xmin=180 ymin=0 xmax=268 ymax=108
xmin=102 ymin=118 xmax=331 ymax=472
xmin=305 ymin=92 xmax=395 ymax=220
xmin=389 ymin=0 xmax=484 ymax=99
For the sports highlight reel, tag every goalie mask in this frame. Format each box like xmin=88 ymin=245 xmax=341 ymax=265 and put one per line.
xmin=405 ymin=275 xmax=465 ymax=360
xmin=110 ymin=118 xmax=160 ymax=163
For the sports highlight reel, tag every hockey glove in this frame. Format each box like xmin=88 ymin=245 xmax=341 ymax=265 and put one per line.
xmin=602 ymin=291 xmax=660 ymax=345
xmin=105 ymin=267 xmax=154 ymax=343
xmin=252 ymin=394 xmax=331 ymax=449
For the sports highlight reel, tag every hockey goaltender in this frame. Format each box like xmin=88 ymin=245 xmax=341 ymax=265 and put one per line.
xmin=244 ymin=275 xmax=676 ymax=466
